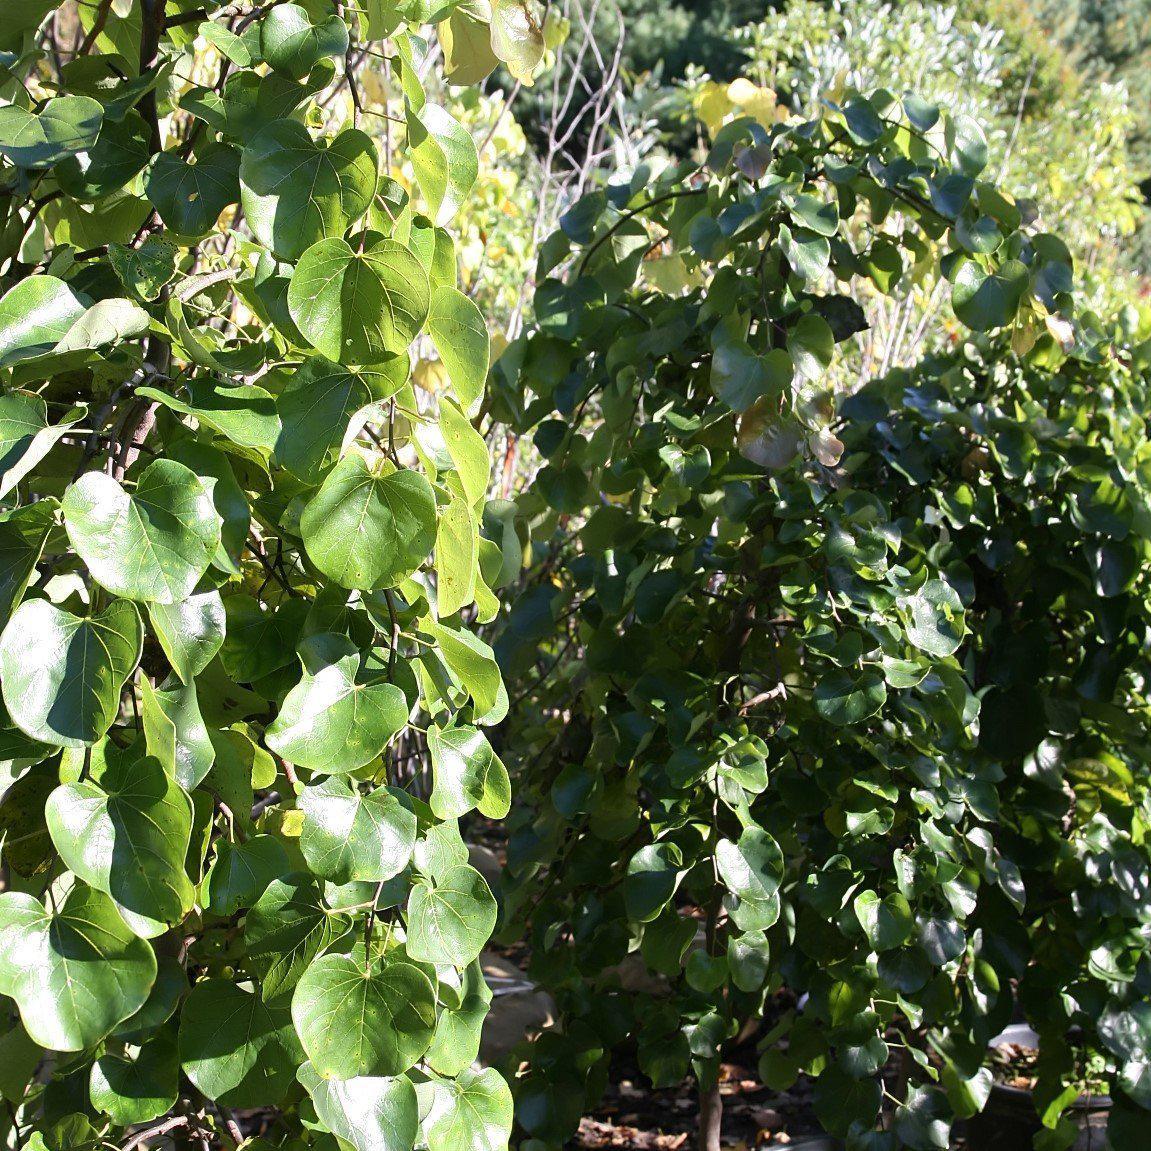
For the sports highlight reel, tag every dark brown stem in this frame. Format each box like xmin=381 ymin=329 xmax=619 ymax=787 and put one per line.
xmin=112 ymin=0 xmax=169 ymax=478
xmin=77 ymin=0 xmax=114 ymax=55
xmin=121 ymin=1115 xmax=189 ymax=1151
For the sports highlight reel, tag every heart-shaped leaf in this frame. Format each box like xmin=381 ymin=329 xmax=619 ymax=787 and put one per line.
xmin=0 ymin=500 xmax=56 ymax=625
xmin=406 ymin=863 xmax=496 ymax=967
xmin=90 ymin=1030 xmax=179 ymax=1126
xmin=408 ymin=104 xmax=479 ymax=226
xmin=0 ymin=885 xmax=156 ymax=1051
xmin=0 ymin=392 xmax=86 ymax=498
xmin=245 ymin=874 xmax=352 ymax=1001
xmin=814 ymin=669 xmax=887 ymax=726
xmin=716 ymin=827 xmax=784 ymax=907
xmin=298 ymin=776 xmax=417 ymax=883
xmin=428 ymin=724 xmax=510 ymax=819
xmin=241 ymin=119 xmax=378 ymax=261
xmin=46 ymin=754 xmax=195 ymax=938
xmin=300 ymin=456 xmax=436 ymax=590
xmin=179 ymin=979 xmax=300 ymax=1107
xmin=144 ymin=144 xmax=241 ymax=236
xmin=299 ymin=1062 xmax=419 ymax=1151
xmin=0 ymin=276 xmax=88 ymax=367
xmin=426 ymin=958 xmax=492 ymax=1077
xmin=288 ymin=237 xmax=430 ymax=364
xmin=0 ymin=598 xmax=142 ymax=747
xmin=140 ymin=676 xmax=216 ymax=790
xmin=204 ymin=834 xmax=289 ymax=916
xmin=292 ymin=950 xmax=437 ymax=1078
xmin=261 ymin=3 xmax=349 ymax=78
xmin=266 ymin=633 xmax=409 ymax=774
xmin=148 ymin=588 xmax=226 ymax=684
xmin=275 ymin=356 xmax=409 ymax=479
xmin=137 ymin=379 xmax=280 ymax=454
xmin=421 ymin=1067 xmax=514 ymax=1151
xmin=490 ymin=0 xmax=545 ymax=84
xmin=950 ymin=257 xmax=1029 ymax=331
xmin=63 ymin=459 xmax=222 ymax=604
xmin=427 ymin=287 xmax=488 ymax=415
xmin=0 ymin=95 xmax=103 ymax=168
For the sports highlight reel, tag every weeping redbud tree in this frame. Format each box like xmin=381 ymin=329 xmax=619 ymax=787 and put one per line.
xmin=0 ymin=2 xmax=541 ymax=1148
xmin=492 ymin=88 xmax=1151 ymax=1151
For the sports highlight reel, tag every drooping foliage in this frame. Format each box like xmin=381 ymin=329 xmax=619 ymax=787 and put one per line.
xmin=0 ymin=2 xmax=544 ymax=1148
xmin=492 ymin=84 xmax=1151 ymax=1149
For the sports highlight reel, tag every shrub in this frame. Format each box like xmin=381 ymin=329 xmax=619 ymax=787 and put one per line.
xmin=492 ymin=83 xmax=1151 ymax=1149
xmin=0 ymin=2 xmax=539 ymax=1148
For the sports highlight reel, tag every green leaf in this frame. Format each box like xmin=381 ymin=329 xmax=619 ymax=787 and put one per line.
xmin=440 ymin=399 xmax=491 ymax=507
xmin=46 ymin=754 xmax=195 ymax=938
xmin=0 ymin=1021 xmax=41 ymax=1104
xmin=0 ymin=598 xmax=142 ymax=747
xmin=779 ymin=223 xmax=830 ymax=285
xmin=0 ymin=885 xmax=156 ymax=1052
xmin=0 ymin=276 xmax=88 ymax=367
xmin=203 ymin=726 xmax=273 ymax=834
xmin=436 ymin=489 xmax=478 ymax=618
xmin=292 ymin=951 xmax=437 ymax=1078
xmin=0 ymin=500 xmax=56 ymax=624
xmin=900 ymin=579 xmax=965 ymax=658
xmin=136 ymin=379 xmax=281 ymax=454
xmin=148 ymin=588 xmax=226 ymax=684
xmin=89 ymin=1030 xmax=178 ymax=1126
xmin=179 ymin=979 xmax=300 ymax=1107
xmin=490 ymin=0 xmax=545 ymax=84
xmin=109 ymin=237 xmax=179 ymax=303
xmin=787 ymin=313 xmax=835 ymax=381
xmin=439 ymin=4 xmax=499 ymax=87
xmin=0 ymin=393 xmax=85 ymax=498
xmin=623 ymin=842 xmax=684 ymax=924
xmin=421 ymin=1067 xmax=514 ymax=1151
xmin=814 ymin=669 xmax=887 ymax=726
xmin=298 ymin=1062 xmax=419 ymax=1151
xmin=220 ymin=594 xmax=307 ymax=684
xmin=853 ymin=890 xmax=914 ymax=951
xmin=261 ymin=3 xmax=349 ymax=78
xmin=406 ymin=863 xmax=497 ymax=967
xmin=716 ymin=827 xmax=784 ymax=906
xmin=426 ymin=957 xmax=492 ymax=1076
xmin=63 ymin=459 xmax=222 ymax=604
xmin=409 ymin=104 xmax=479 ymax=226
xmin=298 ymin=776 xmax=417 ymax=884
xmin=288 ymin=237 xmax=431 ymax=365
xmin=301 ymin=456 xmax=436 ymax=590
xmin=245 ymin=874 xmax=352 ymax=1001
xmin=0 ymin=95 xmax=103 ymax=168
xmin=140 ymin=676 xmax=216 ymax=790
xmin=241 ymin=119 xmax=378 ymax=261
xmin=144 ymin=144 xmax=241 ymax=236
xmin=276 ymin=356 xmax=409 ymax=479
xmin=205 ymin=834 xmax=289 ymax=916
xmin=711 ymin=342 xmax=791 ymax=413
xmin=950 ymin=258 xmax=1029 ymax=332
xmin=427 ymin=286 xmax=489 ymax=413
xmin=266 ymin=633 xmax=409 ymax=774
xmin=55 ymin=111 xmax=151 ymax=201
xmin=425 ymin=621 xmax=504 ymax=722
xmin=113 ymin=954 xmax=187 ymax=1042
xmin=428 ymin=724 xmax=510 ymax=819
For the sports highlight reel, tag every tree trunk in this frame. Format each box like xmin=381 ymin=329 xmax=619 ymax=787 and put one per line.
xmin=698 ymin=1079 xmax=722 ymax=1151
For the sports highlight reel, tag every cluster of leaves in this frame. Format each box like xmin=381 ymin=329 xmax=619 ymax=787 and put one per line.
xmin=491 ymin=82 xmax=1151 ymax=1149
xmin=0 ymin=1 xmax=545 ymax=1148
xmin=674 ymin=0 xmax=1145 ymax=315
